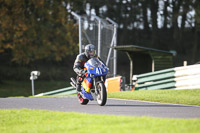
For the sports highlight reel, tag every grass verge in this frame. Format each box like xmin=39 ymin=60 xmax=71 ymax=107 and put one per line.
xmin=108 ymin=89 xmax=200 ymax=106
xmin=0 ymin=109 xmax=200 ymax=133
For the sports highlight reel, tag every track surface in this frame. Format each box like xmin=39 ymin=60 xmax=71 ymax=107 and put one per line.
xmin=0 ymin=96 xmax=200 ymax=118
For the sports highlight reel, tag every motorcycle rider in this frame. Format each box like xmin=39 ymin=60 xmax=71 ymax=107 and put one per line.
xmin=73 ymin=44 xmax=105 ymax=92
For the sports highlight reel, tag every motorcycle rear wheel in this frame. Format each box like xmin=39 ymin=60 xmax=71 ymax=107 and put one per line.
xmin=96 ymin=82 xmax=107 ymax=106
xmin=77 ymin=93 xmax=89 ymax=105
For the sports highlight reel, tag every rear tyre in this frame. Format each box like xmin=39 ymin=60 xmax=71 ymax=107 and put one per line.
xmin=77 ymin=93 xmax=89 ymax=105
xmin=97 ymin=82 xmax=107 ymax=106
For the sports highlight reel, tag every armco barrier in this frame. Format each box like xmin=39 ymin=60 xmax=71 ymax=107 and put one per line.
xmin=135 ymin=64 xmax=200 ymax=90
xmin=35 ymin=76 xmax=123 ymax=97
xmin=35 ymin=86 xmax=76 ymax=97
xmin=36 ymin=76 xmax=122 ymax=97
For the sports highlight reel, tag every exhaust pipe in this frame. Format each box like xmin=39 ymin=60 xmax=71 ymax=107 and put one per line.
xmin=70 ymin=82 xmax=76 ymax=88
xmin=70 ymin=77 xmax=76 ymax=85
xmin=70 ymin=77 xmax=77 ymax=88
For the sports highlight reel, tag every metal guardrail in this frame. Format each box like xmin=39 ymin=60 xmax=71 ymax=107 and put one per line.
xmin=35 ymin=86 xmax=76 ymax=97
xmin=136 ymin=68 xmax=175 ymax=84
xmin=34 ymin=64 xmax=200 ymax=96
xmin=135 ymin=64 xmax=200 ymax=90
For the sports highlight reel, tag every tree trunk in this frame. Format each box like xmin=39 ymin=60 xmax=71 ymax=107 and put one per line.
xmin=142 ymin=1 xmax=149 ymax=30
xmin=180 ymin=0 xmax=189 ymax=55
xmin=163 ymin=1 xmax=169 ymax=30
xmin=150 ymin=0 xmax=158 ymax=47
xmin=192 ymin=0 xmax=200 ymax=63
xmin=172 ymin=0 xmax=183 ymax=53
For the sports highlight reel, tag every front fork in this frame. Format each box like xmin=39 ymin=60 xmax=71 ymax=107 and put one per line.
xmin=94 ymin=76 xmax=105 ymax=95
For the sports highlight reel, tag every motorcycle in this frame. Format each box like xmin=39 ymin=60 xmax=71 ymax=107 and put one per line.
xmin=70 ymin=57 xmax=108 ymax=106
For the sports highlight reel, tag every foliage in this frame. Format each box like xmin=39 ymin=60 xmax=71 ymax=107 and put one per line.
xmin=0 ymin=109 xmax=200 ymax=133
xmin=68 ymin=0 xmax=200 ymax=65
xmin=0 ymin=0 xmax=78 ymax=64
xmin=1 ymin=0 xmax=200 ymax=81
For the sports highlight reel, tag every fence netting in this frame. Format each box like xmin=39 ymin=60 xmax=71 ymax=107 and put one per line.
xmin=80 ymin=15 xmax=115 ymax=77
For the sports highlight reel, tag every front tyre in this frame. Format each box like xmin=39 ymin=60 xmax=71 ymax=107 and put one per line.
xmin=77 ymin=93 xmax=89 ymax=105
xmin=96 ymin=82 xmax=107 ymax=106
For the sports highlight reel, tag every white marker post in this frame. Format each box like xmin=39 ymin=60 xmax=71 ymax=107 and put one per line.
xmin=30 ymin=71 xmax=40 ymax=96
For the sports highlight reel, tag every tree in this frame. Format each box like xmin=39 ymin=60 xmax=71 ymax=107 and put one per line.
xmin=0 ymin=0 xmax=78 ymax=64
xmin=1 ymin=0 xmax=200 ymax=66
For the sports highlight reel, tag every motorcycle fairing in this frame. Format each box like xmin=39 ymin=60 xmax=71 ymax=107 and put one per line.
xmin=81 ymin=86 xmax=93 ymax=100
xmin=82 ymin=77 xmax=92 ymax=93
xmin=85 ymin=59 xmax=108 ymax=77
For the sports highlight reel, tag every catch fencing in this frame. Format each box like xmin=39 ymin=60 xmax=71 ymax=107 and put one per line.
xmin=71 ymin=12 xmax=117 ymax=77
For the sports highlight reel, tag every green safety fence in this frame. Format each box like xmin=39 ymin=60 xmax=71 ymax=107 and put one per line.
xmin=35 ymin=86 xmax=76 ymax=96
xmin=135 ymin=64 xmax=200 ymax=90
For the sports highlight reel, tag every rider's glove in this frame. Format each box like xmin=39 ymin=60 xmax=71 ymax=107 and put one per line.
xmin=105 ymin=66 xmax=109 ymax=71
xmin=78 ymin=69 xmax=87 ymax=77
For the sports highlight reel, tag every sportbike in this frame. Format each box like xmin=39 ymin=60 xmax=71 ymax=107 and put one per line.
xmin=70 ymin=57 xmax=108 ymax=106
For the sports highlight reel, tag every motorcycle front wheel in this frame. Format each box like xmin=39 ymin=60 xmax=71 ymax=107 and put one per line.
xmin=96 ymin=82 xmax=107 ymax=106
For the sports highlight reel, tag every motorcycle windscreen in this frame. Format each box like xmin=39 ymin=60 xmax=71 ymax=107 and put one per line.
xmin=82 ymin=77 xmax=92 ymax=93
xmin=87 ymin=58 xmax=103 ymax=67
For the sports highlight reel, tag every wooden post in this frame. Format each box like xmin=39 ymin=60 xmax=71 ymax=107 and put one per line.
xmin=126 ymin=52 xmax=133 ymax=89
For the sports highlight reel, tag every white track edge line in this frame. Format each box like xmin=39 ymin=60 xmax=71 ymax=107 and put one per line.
xmin=108 ymin=98 xmax=200 ymax=108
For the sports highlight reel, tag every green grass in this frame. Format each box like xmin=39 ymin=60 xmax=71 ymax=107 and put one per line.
xmin=1 ymin=80 xmax=200 ymax=106
xmin=0 ymin=109 xmax=199 ymax=133
xmin=108 ymin=89 xmax=200 ymax=106
xmin=0 ymin=80 xmax=70 ymax=98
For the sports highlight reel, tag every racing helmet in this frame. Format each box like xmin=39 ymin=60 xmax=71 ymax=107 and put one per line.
xmin=85 ymin=44 xmax=96 ymax=58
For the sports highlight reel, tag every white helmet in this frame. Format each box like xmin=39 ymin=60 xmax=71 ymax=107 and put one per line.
xmin=132 ymin=75 xmax=137 ymax=81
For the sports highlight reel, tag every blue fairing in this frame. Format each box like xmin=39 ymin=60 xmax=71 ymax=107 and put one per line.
xmin=81 ymin=57 xmax=108 ymax=100
xmin=85 ymin=62 xmax=108 ymax=77
xmin=81 ymin=87 xmax=93 ymax=100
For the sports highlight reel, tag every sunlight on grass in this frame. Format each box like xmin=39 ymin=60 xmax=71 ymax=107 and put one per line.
xmin=108 ymin=89 xmax=200 ymax=105
xmin=0 ymin=109 xmax=200 ymax=133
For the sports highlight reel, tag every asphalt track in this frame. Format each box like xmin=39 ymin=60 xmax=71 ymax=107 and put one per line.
xmin=0 ymin=96 xmax=200 ymax=118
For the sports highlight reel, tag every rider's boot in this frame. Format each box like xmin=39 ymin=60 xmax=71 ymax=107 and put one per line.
xmin=76 ymin=84 xmax=81 ymax=92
